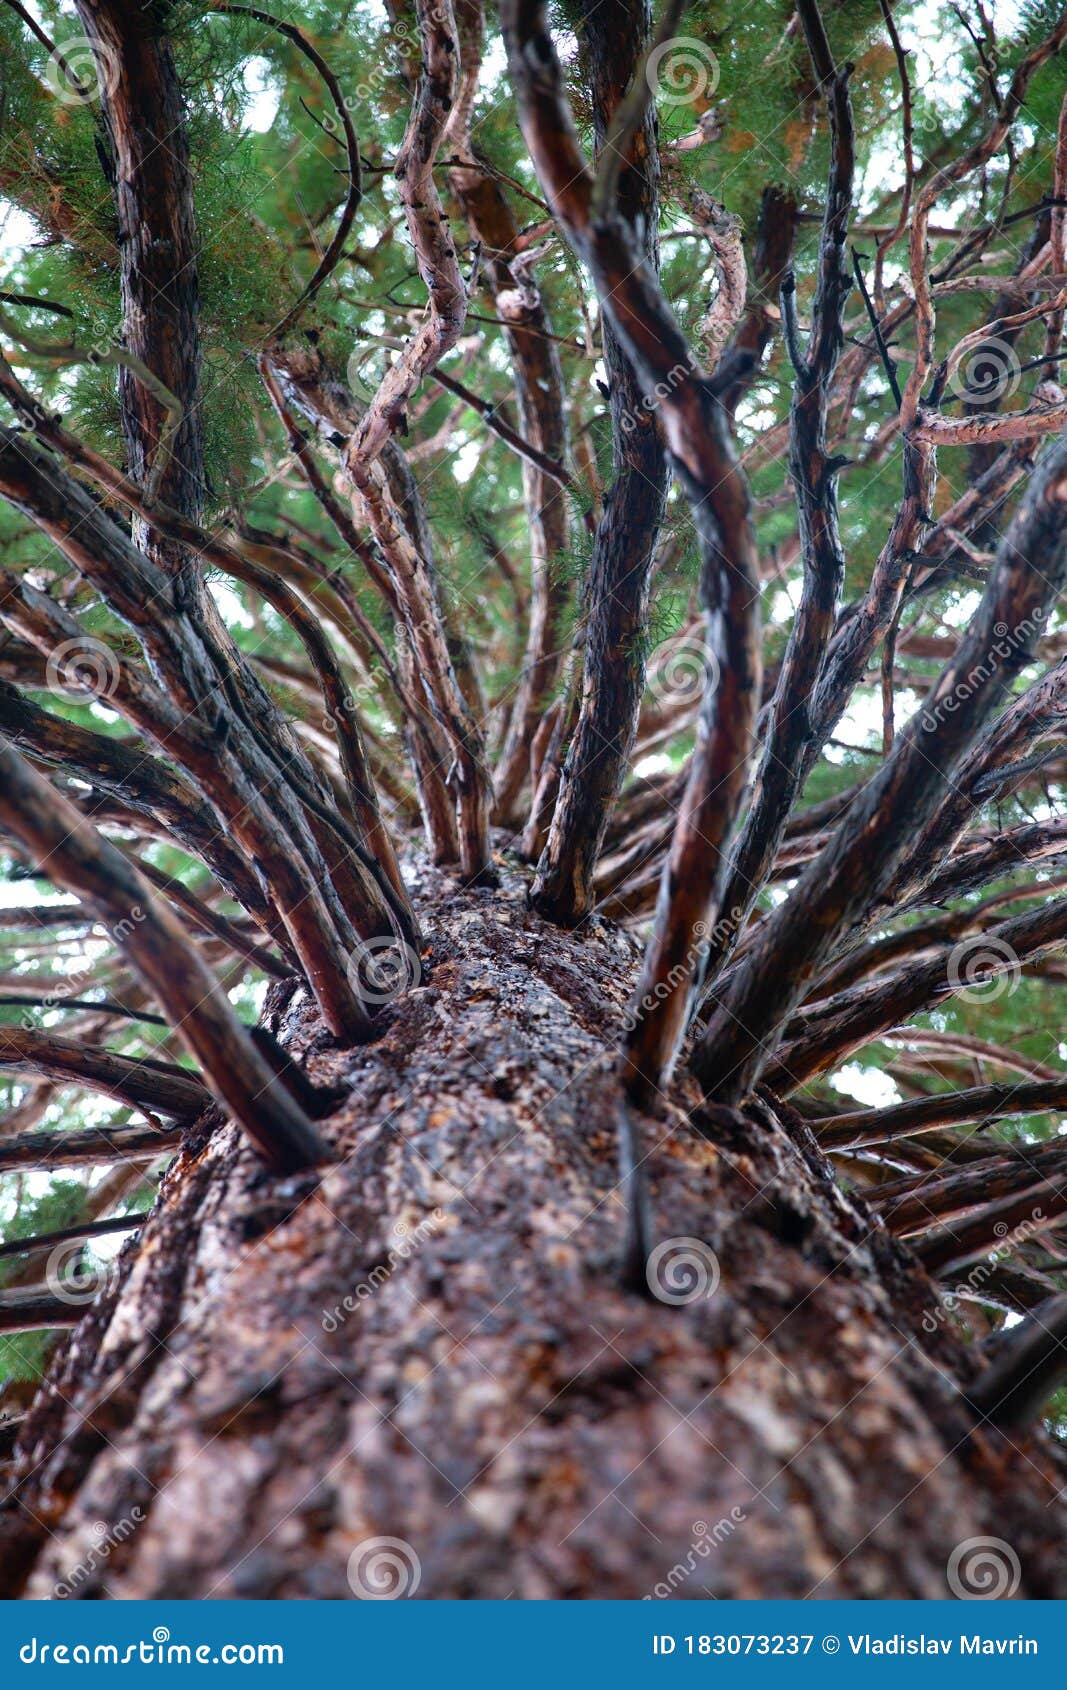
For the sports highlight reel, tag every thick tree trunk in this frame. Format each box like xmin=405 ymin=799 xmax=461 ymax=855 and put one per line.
xmin=1 ymin=862 xmax=1066 ymax=1599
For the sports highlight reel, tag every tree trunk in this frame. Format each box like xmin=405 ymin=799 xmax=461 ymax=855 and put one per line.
xmin=1 ymin=863 xmax=1065 ymax=1600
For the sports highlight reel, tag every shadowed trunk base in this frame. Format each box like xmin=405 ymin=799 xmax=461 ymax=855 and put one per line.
xmin=1 ymin=859 xmax=1065 ymax=1598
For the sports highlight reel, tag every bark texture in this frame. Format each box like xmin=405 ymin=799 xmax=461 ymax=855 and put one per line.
xmin=526 ymin=0 xmax=668 ymax=923
xmin=2 ymin=863 xmax=1066 ymax=1599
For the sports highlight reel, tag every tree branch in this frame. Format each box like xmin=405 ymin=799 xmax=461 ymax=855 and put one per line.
xmin=697 ymin=0 xmax=854 ymax=994
xmin=694 ymin=426 xmax=1067 ymax=1105
xmin=0 ymin=740 xmax=329 ymax=1171
xmin=815 ymin=1076 xmax=1067 ymax=1151
xmin=0 ymin=1026 xmax=210 ymax=1122
xmin=527 ymin=0 xmax=669 ymax=923
xmin=502 ymin=0 xmax=761 ymax=1100
xmin=0 ymin=1123 xmax=183 ymax=1174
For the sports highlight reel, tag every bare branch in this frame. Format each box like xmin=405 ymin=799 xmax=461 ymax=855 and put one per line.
xmin=965 ymin=1293 xmax=1067 ymax=1429
xmin=0 ymin=740 xmax=329 ymax=1171
xmin=0 ymin=1123 xmax=183 ymax=1174
xmin=695 ymin=429 xmax=1067 ymax=1103
xmin=502 ymin=0 xmax=761 ymax=1098
xmin=0 ymin=1291 xmax=83 ymax=1335
xmin=0 ymin=1026 xmax=210 ymax=1122
xmin=698 ymin=0 xmax=854 ymax=993
xmin=815 ymin=1077 xmax=1067 ymax=1151
xmin=527 ymin=0 xmax=669 ymax=924
xmin=346 ymin=0 xmax=466 ymax=467
xmin=0 ymin=1214 xmax=141 ymax=1262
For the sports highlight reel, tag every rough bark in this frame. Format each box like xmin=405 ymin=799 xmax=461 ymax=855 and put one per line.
xmin=2 ymin=865 xmax=1067 ymax=1599
xmin=715 ymin=190 xmax=797 ymax=420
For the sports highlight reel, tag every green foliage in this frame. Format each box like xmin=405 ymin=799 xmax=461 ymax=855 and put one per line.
xmin=0 ymin=1180 xmax=90 ymax=1384
xmin=1 ymin=0 xmax=1067 ymax=1412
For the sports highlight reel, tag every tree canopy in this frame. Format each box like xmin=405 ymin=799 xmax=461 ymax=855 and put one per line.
xmin=2 ymin=0 xmax=1067 ymax=1438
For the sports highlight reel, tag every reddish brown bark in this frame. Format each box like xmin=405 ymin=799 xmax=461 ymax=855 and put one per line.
xmin=525 ymin=0 xmax=668 ymax=922
xmin=2 ymin=867 xmax=1067 ymax=1597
